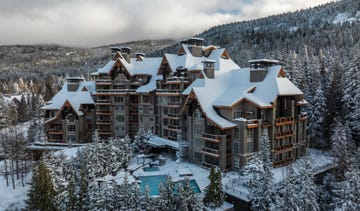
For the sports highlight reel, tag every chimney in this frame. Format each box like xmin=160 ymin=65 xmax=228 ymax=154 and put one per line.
xmin=135 ymin=52 xmax=145 ymax=61
xmin=66 ymin=77 xmax=84 ymax=91
xmin=121 ymin=47 xmax=132 ymax=63
xmin=181 ymin=37 xmax=204 ymax=57
xmin=202 ymin=60 xmax=216 ymax=79
xmin=248 ymin=59 xmax=279 ymax=82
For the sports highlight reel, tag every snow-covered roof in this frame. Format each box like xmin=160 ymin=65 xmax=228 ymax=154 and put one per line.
xmin=164 ymin=44 xmax=239 ymax=72
xmin=42 ymin=81 xmax=95 ymax=116
xmin=184 ymin=65 xmax=304 ymax=129
xmin=148 ymin=135 xmax=179 ymax=149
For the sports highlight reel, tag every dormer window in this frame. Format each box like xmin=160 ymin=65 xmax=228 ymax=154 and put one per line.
xmin=66 ymin=114 xmax=75 ymax=122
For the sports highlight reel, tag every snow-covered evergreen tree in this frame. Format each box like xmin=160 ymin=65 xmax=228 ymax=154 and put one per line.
xmin=308 ymin=82 xmax=327 ymax=148
xmin=203 ymin=166 xmax=225 ymax=209
xmin=26 ymin=159 xmax=57 ymax=211
xmin=331 ymin=120 xmax=355 ymax=180
xmin=177 ymin=177 xmax=203 ymax=211
xmin=133 ymin=128 xmax=148 ymax=152
xmin=332 ymin=164 xmax=360 ymax=210
xmin=157 ymin=175 xmax=176 ymax=210
xmin=244 ymin=128 xmax=275 ymax=211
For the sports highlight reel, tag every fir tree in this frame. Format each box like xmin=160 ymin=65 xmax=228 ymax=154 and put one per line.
xmin=203 ymin=166 xmax=225 ymax=209
xmin=26 ymin=159 xmax=57 ymax=211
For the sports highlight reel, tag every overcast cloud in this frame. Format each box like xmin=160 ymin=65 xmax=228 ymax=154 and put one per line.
xmin=0 ymin=0 xmax=333 ymax=47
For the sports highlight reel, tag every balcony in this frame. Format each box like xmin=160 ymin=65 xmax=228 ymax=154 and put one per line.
xmin=202 ymin=161 xmax=218 ymax=169
xmin=201 ymin=147 xmax=221 ymax=158
xmin=164 ymin=113 xmax=181 ymax=120
xmin=96 ymin=110 xmax=111 ymax=115
xmin=96 ymin=120 xmax=111 ymax=125
xmin=298 ymin=113 xmax=307 ymax=121
xmin=164 ymin=77 xmax=190 ymax=84
xmin=95 ymin=99 xmax=110 ymax=105
xmin=48 ymin=129 xmax=63 ymax=135
xmin=156 ymin=89 xmax=181 ymax=96
xmin=273 ymin=157 xmax=294 ymax=167
xmin=246 ymin=119 xmax=259 ymax=129
xmin=275 ymin=130 xmax=294 ymax=140
xmin=262 ymin=120 xmax=272 ymax=127
xmin=201 ymin=133 xmax=225 ymax=143
xmin=275 ymin=117 xmax=294 ymax=126
xmin=274 ymin=143 xmax=293 ymax=152
xmin=97 ymin=130 xmax=112 ymax=135
xmin=95 ymin=78 xmax=112 ymax=84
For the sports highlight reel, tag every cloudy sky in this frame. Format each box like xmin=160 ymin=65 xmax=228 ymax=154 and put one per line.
xmin=0 ymin=0 xmax=333 ymax=47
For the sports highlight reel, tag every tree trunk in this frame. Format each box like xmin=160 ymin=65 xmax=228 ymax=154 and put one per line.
xmin=16 ymin=159 xmax=20 ymax=180
xmin=11 ymin=160 xmax=15 ymax=190
xmin=4 ymin=159 xmax=9 ymax=187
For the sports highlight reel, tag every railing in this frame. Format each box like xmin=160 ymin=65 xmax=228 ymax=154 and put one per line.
xmin=274 ymin=143 xmax=293 ymax=152
xmin=275 ymin=130 xmax=294 ymax=139
xmin=262 ymin=120 xmax=272 ymax=127
xmin=95 ymin=99 xmax=110 ymax=104
xmin=168 ymin=125 xmax=181 ymax=130
xmin=156 ymin=89 xmax=181 ymax=94
xmin=201 ymin=147 xmax=220 ymax=156
xmin=48 ymin=129 xmax=63 ymax=134
xmin=273 ymin=157 xmax=294 ymax=167
xmin=95 ymin=78 xmax=112 ymax=83
xmin=96 ymin=110 xmax=111 ymax=115
xmin=168 ymin=101 xmax=182 ymax=106
xmin=202 ymin=161 xmax=218 ymax=169
xmin=275 ymin=117 xmax=294 ymax=126
xmin=246 ymin=119 xmax=259 ymax=128
xmin=201 ymin=133 xmax=223 ymax=143
xmin=96 ymin=89 xmax=135 ymax=93
xmin=299 ymin=113 xmax=308 ymax=121
xmin=224 ymin=184 xmax=250 ymax=201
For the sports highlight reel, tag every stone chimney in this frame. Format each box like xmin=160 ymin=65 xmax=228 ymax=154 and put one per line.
xmin=121 ymin=47 xmax=132 ymax=63
xmin=202 ymin=60 xmax=216 ymax=79
xmin=181 ymin=37 xmax=204 ymax=57
xmin=249 ymin=59 xmax=279 ymax=82
xmin=66 ymin=77 xmax=85 ymax=91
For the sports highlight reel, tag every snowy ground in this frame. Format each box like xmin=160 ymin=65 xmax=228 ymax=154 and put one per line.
xmin=222 ymin=148 xmax=334 ymax=201
xmin=0 ymin=162 xmax=32 ymax=211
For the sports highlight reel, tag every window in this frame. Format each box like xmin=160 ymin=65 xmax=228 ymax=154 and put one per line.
xmin=115 ymin=125 xmax=125 ymax=132
xmin=233 ymin=142 xmax=240 ymax=154
xmin=149 ymin=106 xmax=154 ymax=114
xmin=115 ymin=105 xmax=125 ymax=113
xmin=195 ymin=109 xmax=202 ymax=120
xmin=150 ymin=117 xmax=154 ymax=122
xmin=247 ymin=129 xmax=254 ymax=138
xmin=114 ymin=97 xmax=124 ymax=103
xmin=194 ymin=124 xmax=202 ymax=135
xmin=116 ymin=115 xmax=124 ymax=122
xmin=234 ymin=128 xmax=239 ymax=139
xmin=67 ymin=125 xmax=76 ymax=132
xmin=139 ymin=106 xmax=143 ymax=114
xmin=233 ymin=156 xmax=240 ymax=169
xmin=67 ymin=135 xmax=76 ymax=143
xmin=66 ymin=114 xmax=75 ymax=122
xmin=247 ymin=142 xmax=254 ymax=153
xmin=233 ymin=110 xmax=242 ymax=119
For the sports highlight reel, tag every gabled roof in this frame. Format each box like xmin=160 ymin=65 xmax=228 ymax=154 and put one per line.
xmin=163 ymin=44 xmax=239 ymax=73
xmin=183 ymin=65 xmax=304 ymax=129
xmin=42 ymin=81 xmax=95 ymax=116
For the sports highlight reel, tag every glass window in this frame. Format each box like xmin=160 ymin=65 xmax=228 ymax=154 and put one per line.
xmin=116 ymin=115 xmax=124 ymax=122
xmin=114 ymin=97 xmax=124 ymax=103
xmin=67 ymin=125 xmax=76 ymax=132
xmin=233 ymin=156 xmax=240 ymax=169
xmin=233 ymin=110 xmax=242 ymax=119
xmin=247 ymin=129 xmax=254 ymax=138
xmin=234 ymin=128 xmax=239 ymax=139
xmin=233 ymin=142 xmax=240 ymax=154
xmin=194 ymin=124 xmax=201 ymax=135
xmin=247 ymin=142 xmax=254 ymax=153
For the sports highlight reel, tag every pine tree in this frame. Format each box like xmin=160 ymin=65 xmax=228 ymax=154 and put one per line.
xmin=177 ymin=177 xmax=203 ymax=211
xmin=244 ymin=128 xmax=275 ymax=211
xmin=295 ymin=158 xmax=319 ymax=211
xmin=157 ymin=175 xmax=176 ymax=211
xmin=203 ymin=167 xmax=225 ymax=209
xmin=308 ymin=83 xmax=326 ymax=148
xmin=26 ymin=159 xmax=57 ymax=211
xmin=331 ymin=120 xmax=355 ymax=180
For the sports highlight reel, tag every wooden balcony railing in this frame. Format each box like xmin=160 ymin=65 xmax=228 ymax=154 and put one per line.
xmin=201 ymin=147 xmax=221 ymax=158
xmin=275 ymin=117 xmax=294 ymax=126
xmin=246 ymin=119 xmax=259 ymax=129
xmin=275 ymin=130 xmax=294 ymax=140
xmin=299 ymin=113 xmax=307 ymax=121
xmin=273 ymin=157 xmax=294 ymax=167
xmin=201 ymin=133 xmax=223 ymax=143
xmin=274 ymin=143 xmax=293 ymax=152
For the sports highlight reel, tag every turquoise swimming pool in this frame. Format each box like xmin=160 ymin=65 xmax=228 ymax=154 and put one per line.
xmin=138 ymin=175 xmax=201 ymax=196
